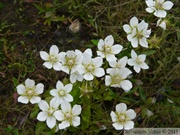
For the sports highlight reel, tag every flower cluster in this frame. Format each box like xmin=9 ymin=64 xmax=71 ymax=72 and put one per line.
xmin=145 ymin=0 xmax=174 ymax=30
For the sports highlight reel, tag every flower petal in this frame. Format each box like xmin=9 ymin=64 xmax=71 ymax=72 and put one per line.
xmin=18 ymin=96 xmax=29 ymax=104
xmin=116 ymin=103 xmax=127 ymax=113
xmin=112 ymin=122 xmax=123 ymax=130
xmin=35 ymin=83 xmax=44 ymax=94
xmin=120 ymin=80 xmax=132 ymax=92
xmin=84 ymin=73 xmax=94 ymax=81
xmin=94 ymin=68 xmax=105 ymax=77
xmin=25 ymin=78 xmax=35 ymax=88
xmin=130 ymin=16 xmax=138 ymax=27
xmin=53 ymin=62 xmax=62 ymax=71
xmin=97 ymin=39 xmax=104 ymax=50
xmin=72 ymin=116 xmax=80 ymax=127
xmin=140 ymin=62 xmax=149 ymax=69
xmin=54 ymin=110 xmax=64 ymax=121
xmin=64 ymin=94 xmax=73 ymax=102
xmin=131 ymin=50 xmax=137 ymax=59
xmin=139 ymin=38 xmax=148 ymax=48
xmin=17 ymin=84 xmax=26 ymax=94
xmin=131 ymin=37 xmax=138 ymax=48
xmin=134 ymin=64 xmax=141 ymax=73
xmin=30 ymin=96 xmax=41 ymax=104
xmin=106 ymin=54 xmax=117 ymax=62
xmin=105 ymin=75 xmax=111 ymax=86
xmin=72 ymin=105 xmax=82 ymax=116
xmin=93 ymin=57 xmax=103 ymax=67
xmin=56 ymin=81 xmax=64 ymax=90
xmin=154 ymin=10 xmax=167 ymax=18
xmin=126 ymin=109 xmax=136 ymax=119
xmin=123 ymin=24 xmax=131 ymax=34
xmin=110 ymin=111 xmax=117 ymax=122
xmin=38 ymin=100 xmax=49 ymax=111
xmin=162 ymin=1 xmax=173 ymax=10
xmin=124 ymin=121 xmax=134 ymax=130
xmin=50 ymin=45 xmax=59 ymax=55
xmin=105 ymin=35 xmax=114 ymax=46
xmin=59 ymin=121 xmax=70 ymax=129
xmin=37 ymin=111 xmax=48 ymax=121
xmin=47 ymin=116 xmax=56 ymax=129
xmin=40 ymin=51 xmax=49 ymax=61
xmin=64 ymin=84 xmax=73 ymax=93
xmin=43 ymin=62 xmax=53 ymax=69
xmin=61 ymin=101 xmax=71 ymax=112
xmin=112 ymin=45 xmax=123 ymax=54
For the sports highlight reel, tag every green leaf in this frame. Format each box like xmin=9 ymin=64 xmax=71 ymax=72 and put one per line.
xmin=30 ymin=104 xmax=39 ymax=118
xmin=12 ymin=77 xmax=19 ymax=88
xmin=139 ymin=87 xmax=146 ymax=101
xmin=35 ymin=122 xmax=46 ymax=133
xmin=142 ymin=50 xmax=156 ymax=56
xmin=91 ymin=39 xmax=99 ymax=46
xmin=81 ymin=105 xmax=91 ymax=130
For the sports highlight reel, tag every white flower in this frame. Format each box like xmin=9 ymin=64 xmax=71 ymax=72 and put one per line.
xmin=107 ymin=56 xmax=128 ymax=73
xmin=110 ymin=103 xmax=136 ymax=130
xmin=145 ymin=0 xmax=174 ymax=18
xmin=37 ymin=99 xmax=59 ymax=129
xmin=59 ymin=50 xmax=82 ymax=74
xmin=156 ymin=18 xmax=166 ymax=30
xmin=40 ymin=45 xmax=62 ymax=71
xmin=123 ymin=16 xmax=139 ymax=34
xmin=70 ymin=70 xmax=83 ymax=83
xmin=54 ymin=101 xmax=82 ymax=129
xmin=128 ymin=50 xmax=149 ymax=73
xmin=97 ymin=35 xmax=123 ymax=61
xmin=146 ymin=109 xmax=154 ymax=117
xmin=17 ymin=78 xmax=44 ymax=104
xmin=124 ymin=17 xmax=151 ymax=48
xmin=50 ymin=81 xmax=73 ymax=105
xmin=105 ymin=68 xmax=132 ymax=92
xmin=78 ymin=54 xmax=105 ymax=81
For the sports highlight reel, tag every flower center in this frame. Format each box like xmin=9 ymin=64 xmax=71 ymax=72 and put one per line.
xmin=67 ymin=59 xmax=74 ymax=66
xmin=113 ymin=75 xmax=122 ymax=84
xmin=117 ymin=114 xmax=126 ymax=123
xmin=48 ymin=107 xmax=55 ymax=116
xmin=59 ymin=90 xmax=65 ymax=96
xmin=65 ymin=112 xmax=73 ymax=122
xmin=26 ymin=86 xmax=35 ymax=99
xmin=105 ymin=46 xmax=111 ymax=53
xmin=155 ymin=2 xmax=163 ymax=9
xmin=87 ymin=65 xmax=94 ymax=72
xmin=49 ymin=55 xmax=57 ymax=63
xmin=135 ymin=58 xmax=142 ymax=65
xmin=136 ymin=32 xmax=143 ymax=39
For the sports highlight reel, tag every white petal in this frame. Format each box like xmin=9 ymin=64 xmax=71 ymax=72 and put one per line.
xmin=98 ymin=39 xmax=105 ymax=50
xmin=105 ymin=35 xmax=114 ymax=46
xmin=40 ymin=51 xmax=49 ymax=61
xmin=162 ymin=1 xmax=173 ymax=10
xmin=78 ymin=65 xmax=86 ymax=75
xmin=119 ymin=68 xmax=132 ymax=79
xmin=17 ymin=84 xmax=26 ymax=94
xmin=54 ymin=110 xmax=65 ymax=121
xmin=50 ymin=45 xmax=59 ymax=55
xmin=131 ymin=50 xmax=137 ymax=59
xmin=56 ymin=81 xmax=64 ymax=90
xmin=128 ymin=59 xmax=136 ymax=66
xmin=118 ymin=56 xmax=128 ymax=67
xmin=64 ymin=84 xmax=72 ymax=93
xmin=145 ymin=0 xmax=155 ymax=7
xmin=105 ymin=76 xmax=111 ymax=86
xmin=130 ymin=16 xmax=138 ymax=27
xmin=124 ymin=121 xmax=134 ymax=130
xmin=110 ymin=111 xmax=117 ymax=122
xmin=138 ymin=54 xmax=146 ymax=62
xmin=140 ymin=38 xmax=148 ymax=48
xmin=72 ymin=105 xmax=82 ymax=116
xmin=59 ymin=121 xmax=70 ymax=129
xmin=50 ymin=97 xmax=60 ymax=109
xmin=131 ymin=37 xmax=138 ymax=48
xmin=37 ymin=111 xmax=48 ymax=121
xmin=93 ymin=57 xmax=103 ymax=67
xmin=35 ymin=83 xmax=44 ymax=94
xmin=50 ymin=89 xmax=58 ymax=97
xmin=154 ymin=10 xmax=167 ymax=18
xmin=112 ymin=45 xmax=123 ymax=54
xmin=72 ymin=116 xmax=80 ymax=127
xmin=47 ymin=116 xmax=56 ymax=129
xmin=25 ymin=78 xmax=35 ymax=88
xmin=94 ymin=68 xmax=105 ymax=77
xmin=18 ymin=96 xmax=29 ymax=104
xmin=61 ymin=101 xmax=71 ymax=112
xmin=84 ymin=48 xmax=92 ymax=56
xmin=120 ymin=80 xmax=132 ymax=92
xmin=64 ymin=94 xmax=73 ymax=102
xmin=108 ymin=61 xmax=116 ymax=68
xmin=145 ymin=7 xmax=154 ymax=13
xmin=30 ymin=96 xmax=41 ymax=104
xmin=43 ymin=62 xmax=53 ymax=69
xmin=66 ymin=50 xmax=76 ymax=58
xmin=134 ymin=64 xmax=141 ymax=73
xmin=126 ymin=109 xmax=136 ymax=119
xmin=140 ymin=62 xmax=149 ymax=69
xmin=123 ymin=24 xmax=131 ymax=34
xmin=84 ymin=73 xmax=94 ymax=81
xmin=112 ymin=122 xmax=123 ymax=130
xmin=106 ymin=54 xmax=117 ymax=62
xmin=38 ymin=100 xmax=49 ymax=111
xmin=116 ymin=103 xmax=127 ymax=113
xmin=53 ymin=62 xmax=62 ymax=71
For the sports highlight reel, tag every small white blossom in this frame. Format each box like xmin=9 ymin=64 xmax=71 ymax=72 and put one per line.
xmin=107 ymin=56 xmax=128 ymax=73
xmin=37 ymin=99 xmax=59 ymax=129
xmin=157 ymin=18 xmax=166 ymax=30
xmin=59 ymin=50 xmax=82 ymax=74
xmin=105 ymin=68 xmax=132 ymax=92
xmin=97 ymin=35 xmax=123 ymax=61
xmin=78 ymin=53 xmax=105 ymax=81
xmin=146 ymin=109 xmax=154 ymax=117
xmin=145 ymin=0 xmax=174 ymax=18
xmin=70 ymin=70 xmax=84 ymax=83
xmin=123 ymin=17 xmax=151 ymax=48
xmin=17 ymin=78 xmax=44 ymax=104
xmin=128 ymin=50 xmax=149 ymax=73
xmin=40 ymin=45 xmax=62 ymax=71
xmin=110 ymin=103 xmax=136 ymax=130
xmin=54 ymin=101 xmax=82 ymax=129
xmin=50 ymin=81 xmax=73 ymax=105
